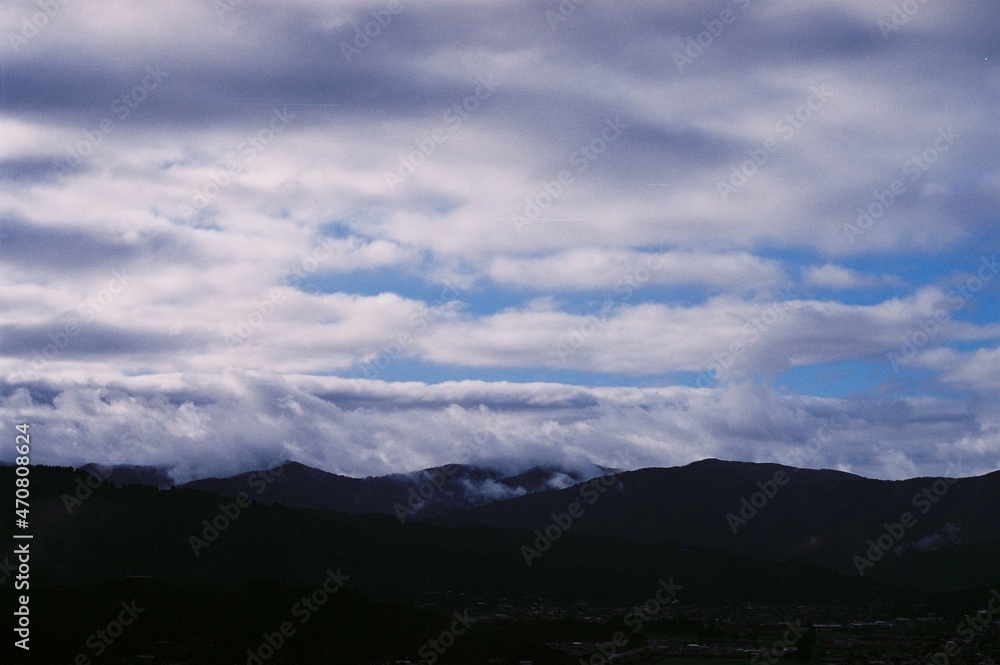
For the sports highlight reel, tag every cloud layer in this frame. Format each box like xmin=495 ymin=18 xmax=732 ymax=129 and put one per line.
xmin=1 ymin=0 xmax=998 ymax=480
xmin=2 ymin=375 xmax=995 ymax=483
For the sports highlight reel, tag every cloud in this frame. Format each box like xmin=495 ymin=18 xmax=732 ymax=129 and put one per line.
xmin=3 ymin=0 xmax=995 ymax=260
xmin=802 ymin=263 xmax=901 ymax=289
xmin=899 ymin=523 xmax=962 ymax=553
xmin=1 ymin=0 xmax=998 ymax=483
xmin=0 ymin=215 xmax=186 ymax=276
xmin=457 ymin=477 xmax=528 ymax=504
xmin=487 ymin=249 xmax=786 ymax=292
xmin=0 ymin=376 xmax=995 ymax=483
xmin=909 ymin=344 xmax=1000 ymax=396
xmin=0 ymin=322 xmax=195 ymax=358
xmin=414 ymin=291 xmax=1000 ymax=376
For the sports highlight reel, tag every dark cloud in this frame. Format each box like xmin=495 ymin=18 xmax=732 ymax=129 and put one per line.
xmin=0 ymin=216 xmax=190 ymax=274
xmin=0 ymin=216 xmax=137 ymax=271
xmin=728 ymin=7 xmax=889 ymax=64
xmin=313 ymin=388 xmax=599 ymax=411
xmin=0 ymin=380 xmax=59 ymax=406
xmin=0 ymin=323 xmax=197 ymax=358
xmin=0 ymin=156 xmax=65 ymax=183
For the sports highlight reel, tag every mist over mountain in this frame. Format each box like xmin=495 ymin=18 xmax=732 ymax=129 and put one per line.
xmin=0 ymin=463 xmax=884 ymax=604
xmin=52 ymin=456 xmax=1000 ymax=596
xmin=79 ymin=462 xmax=175 ymax=489
xmin=181 ymin=460 xmax=610 ymax=519
xmin=166 ymin=456 xmax=1000 ymax=591
xmin=430 ymin=458 xmax=1000 ymax=588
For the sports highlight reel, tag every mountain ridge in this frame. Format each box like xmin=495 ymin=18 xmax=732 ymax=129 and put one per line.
xmin=70 ymin=456 xmax=1000 ymax=588
xmin=181 ymin=459 xmax=609 ymax=518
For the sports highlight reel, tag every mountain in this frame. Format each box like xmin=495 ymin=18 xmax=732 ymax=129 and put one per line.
xmin=181 ymin=460 xmax=606 ymax=519
xmin=1 ymin=464 xmax=881 ymax=606
xmin=67 ymin=457 xmax=1000 ymax=593
xmin=78 ymin=462 xmax=175 ymax=489
xmin=431 ymin=458 xmax=1000 ymax=585
xmin=3 ymin=462 xmax=997 ymax=663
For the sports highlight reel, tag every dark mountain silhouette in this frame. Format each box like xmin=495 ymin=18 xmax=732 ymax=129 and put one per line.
xmin=54 ymin=457 xmax=1000 ymax=593
xmin=1 ymin=464 xmax=881 ymax=605
xmin=430 ymin=458 xmax=1000 ymax=584
xmin=3 ymin=462 xmax=998 ymax=664
xmin=79 ymin=462 xmax=175 ymax=489
xmin=182 ymin=460 xmax=605 ymax=519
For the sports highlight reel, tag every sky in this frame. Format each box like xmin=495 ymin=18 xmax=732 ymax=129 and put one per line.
xmin=0 ymin=0 xmax=998 ymax=482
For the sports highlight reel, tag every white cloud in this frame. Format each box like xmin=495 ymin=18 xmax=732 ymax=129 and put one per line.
xmin=487 ymin=249 xmax=785 ymax=292
xmin=910 ymin=344 xmax=1000 ymax=396
xmin=1 ymin=376 xmax=994 ymax=482
xmin=2 ymin=0 xmax=998 ymax=484
xmin=415 ymin=291 xmax=1000 ymax=377
xmin=802 ymin=263 xmax=901 ymax=289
